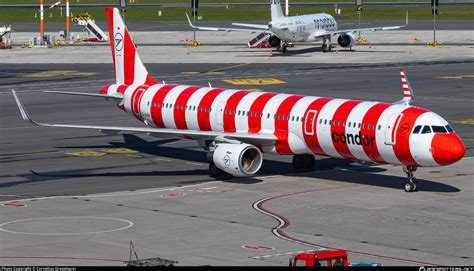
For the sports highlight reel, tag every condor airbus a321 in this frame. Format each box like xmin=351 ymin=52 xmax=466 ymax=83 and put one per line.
xmin=13 ymin=8 xmax=464 ymax=192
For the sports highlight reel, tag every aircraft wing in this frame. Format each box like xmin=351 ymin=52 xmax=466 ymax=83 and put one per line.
xmin=231 ymin=23 xmax=269 ymax=30
xmin=12 ymin=90 xmax=276 ymax=146
xmin=186 ymin=13 xmax=272 ymax=34
xmin=317 ymin=12 xmax=408 ymax=37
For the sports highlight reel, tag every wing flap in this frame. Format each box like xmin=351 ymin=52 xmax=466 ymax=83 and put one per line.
xmin=186 ymin=13 xmax=271 ymax=34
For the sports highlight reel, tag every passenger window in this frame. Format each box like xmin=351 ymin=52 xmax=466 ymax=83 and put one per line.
xmin=432 ymin=126 xmax=447 ymax=133
xmin=358 ymin=123 xmax=361 ymax=128
xmin=412 ymin=125 xmax=422 ymax=134
xmin=267 ymin=113 xmax=270 ymax=119
xmin=296 ymin=116 xmax=299 ymax=122
xmin=324 ymin=119 xmax=327 ymax=125
xmin=421 ymin=126 xmax=432 ymax=134
xmin=378 ymin=125 xmax=381 ymax=130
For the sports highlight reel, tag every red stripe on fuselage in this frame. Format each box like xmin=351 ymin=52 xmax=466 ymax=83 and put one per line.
xmin=393 ymin=107 xmax=428 ymax=167
xmin=274 ymin=95 xmax=304 ymax=154
xmin=248 ymin=92 xmax=277 ymax=133
xmin=330 ymin=100 xmax=363 ymax=160
xmin=223 ymin=90 xmax=251 ymax=132
xmin=302 ymin=97 xmax=332 ymax=156
xmin=197 ymin=88 xmax=225 ymax=131
xmin=116 ymin=85 xmax=129 ymax=111
xmin=150 ymin=84 xmax=177 ymax=128
xmin=173 ymin=86 xmax=201 ymax=129
xmin=360 ymin=103 xmax=391 ymax=163
xmin=123 ymin=30 xmax=135 ymax=85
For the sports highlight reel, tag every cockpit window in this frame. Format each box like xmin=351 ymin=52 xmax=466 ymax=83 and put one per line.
xmin=413 ymin=125 xmax=422 ymax=134
xmin=446 ymin=125 xmax=454 ymax=133
xmin=421 ymin=126 xmax=432 ymax=134
xmin=432 ymin=126 xmax=447 ymax=133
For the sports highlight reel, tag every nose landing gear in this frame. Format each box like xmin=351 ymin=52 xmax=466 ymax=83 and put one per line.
xmin=403 ymin=166 xmax=418 ymax=192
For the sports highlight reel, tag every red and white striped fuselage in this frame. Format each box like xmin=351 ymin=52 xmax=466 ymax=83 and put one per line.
xmin=101 ymin=83 xmax=464 ymax=168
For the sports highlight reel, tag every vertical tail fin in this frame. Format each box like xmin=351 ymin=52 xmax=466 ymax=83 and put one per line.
xmin=399 ymin=68 xmax=414 ymax=105
xmin=105 ymin=8 xmax=155 ymax=85
xmin=271 ymin=0 xmax=284 ymax=21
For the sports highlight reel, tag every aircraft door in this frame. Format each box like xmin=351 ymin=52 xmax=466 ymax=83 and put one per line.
xmin=304 ymin=110 xmax=317 ymax=136
xmin=385 ymin=113 xmax=403 ymax=145
xmin=216 ymin=102 xmax=225 ymax=126
xmin=132 ymin=87 xmax=146 ymax=120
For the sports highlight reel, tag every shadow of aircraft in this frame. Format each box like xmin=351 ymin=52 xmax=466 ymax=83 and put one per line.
xmin=6 ymin=134 xmax=461 ymax=193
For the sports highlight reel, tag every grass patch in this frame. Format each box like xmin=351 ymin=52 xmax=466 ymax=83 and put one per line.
xmin=0 ymin=6 xmax=472 ymax=23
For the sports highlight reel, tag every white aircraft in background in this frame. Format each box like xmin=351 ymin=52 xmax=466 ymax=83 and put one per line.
xmin=186 ymin=0 xmax=408 ymax=53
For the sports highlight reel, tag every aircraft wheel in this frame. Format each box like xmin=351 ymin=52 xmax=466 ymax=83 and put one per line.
xmin=404 ymin=182 xmax=416 ymax=193
xmin=293 ymin=154 xmax=315 ymax=171
xmin=209 ymin=162 xmax=231 ymax=179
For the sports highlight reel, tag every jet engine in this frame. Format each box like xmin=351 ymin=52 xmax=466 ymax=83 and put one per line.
xmin=268 ymin=35 xmax=281 ymax=47
xmin=212 ymin=143 xmax=263 ymax=176
xmin=337 ymin=33 xmax=356 ymax=48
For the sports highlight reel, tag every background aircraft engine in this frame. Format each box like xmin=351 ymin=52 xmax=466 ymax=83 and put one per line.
xmin=268 ymin=35 xmax=281 ymax=47
xmin=337 ymin=33 xmax=356 ymax=48
xmin=213 ymin=143 xmax=263 ymax=176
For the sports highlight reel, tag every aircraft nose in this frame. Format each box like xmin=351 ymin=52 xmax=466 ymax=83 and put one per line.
xmin=431 ymin=133 xmax=465 ymax=165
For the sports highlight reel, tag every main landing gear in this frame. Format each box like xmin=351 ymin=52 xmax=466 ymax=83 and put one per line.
xmin=209 ymin=162 xmax=231 ymax=179
xmin=322 ymin=37 xmax=332 ymax=53
xmin=292 ymin=154 xmax=315 ymax=171
xmin=277 ymin=40 xmax=288 ymax=53
xmin=403 ymin=166 xmax=418 ymax=192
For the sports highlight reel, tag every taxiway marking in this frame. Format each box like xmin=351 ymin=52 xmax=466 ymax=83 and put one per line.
xmin=223 ymin=78 xmax=286 ymax=85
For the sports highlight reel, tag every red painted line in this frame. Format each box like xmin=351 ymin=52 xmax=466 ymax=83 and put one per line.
xmin=274 ymin=95 xmax=304 ymax=154
xmin=302 ymin=97 xmax=332 ymax=156
xmin=253 ymin=185 xmax=439 ymax=266
xmin=150 ymin=84 xmax=177 ymax=128
xmin=197 ymin=88 xmax=224 ymax=131
xmin=361 ymin=103 xmax=390 ymax=163
xmin=330 ymin=100 xmax=362 ymax=160
xmin=174 ymin=86 xmax=201 ymax=129
xmin=223 ymin=90 xmax=251 ymax=132
xmin=248 ymin=92 xmax=277 ymax=133
xmin=0 ymin=256 xmax=126 ymax=263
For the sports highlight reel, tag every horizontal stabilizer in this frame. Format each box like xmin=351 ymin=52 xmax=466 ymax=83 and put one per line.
xmin=43 ymin=90 xmax=123 ymax=100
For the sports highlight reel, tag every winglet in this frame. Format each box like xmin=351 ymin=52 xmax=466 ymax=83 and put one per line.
xmin=405 ymin=11 xmax=409 ymax=27
xmin=399 ymin=68 xmax=414 ymax=105
xmin=12 ymin=90 xmax=36 ymax=124
xmin=185 ymin=13 xmax=197 ymax=29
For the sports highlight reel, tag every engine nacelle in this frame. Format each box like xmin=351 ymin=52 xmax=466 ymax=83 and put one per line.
xmin=213 ymin=143 xmax=263 ymax=176
xmin=337 ymin=33 xmax=356 ymax=48
xmin=268 ymin=35 xmax=281 ymax=47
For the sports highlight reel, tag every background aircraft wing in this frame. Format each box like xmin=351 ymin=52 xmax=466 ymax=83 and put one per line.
xmin=316 ymin=12 xmax=408 ymax=38
xmin=186 ymin=13 xmax=272 ymax=34
xmin=12 ymin=90 xmax=276 ymax=146
xmin=231 ymin=23 xmax=269 ymax=30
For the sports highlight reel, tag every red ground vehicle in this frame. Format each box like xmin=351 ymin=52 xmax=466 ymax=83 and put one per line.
xmin=289 ymin=250 xmax=349 ymax=267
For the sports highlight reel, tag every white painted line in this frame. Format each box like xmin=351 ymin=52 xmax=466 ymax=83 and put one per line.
xmin=0 ymin=217 xmax=133 ymax=236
